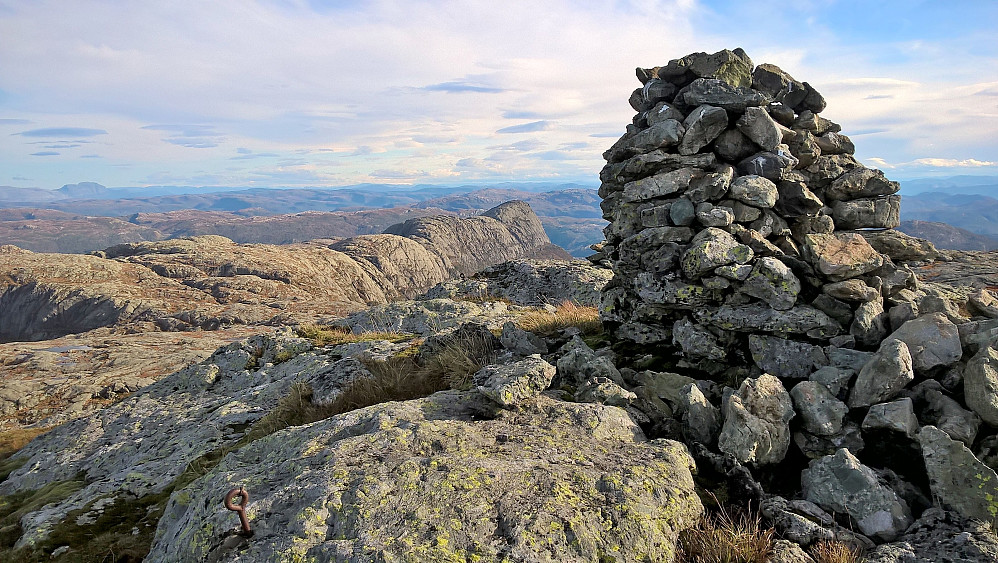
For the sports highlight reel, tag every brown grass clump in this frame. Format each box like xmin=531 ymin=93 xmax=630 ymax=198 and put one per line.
xmin=516 ymin=301 xmax=602 ymax=337
xmin=297 ymin=323 xmax=413 ymax=347
xmin=809 ymin=540 xmax=862 ymax=563
xmin=678 ymin=507 xmax=774 ymax=563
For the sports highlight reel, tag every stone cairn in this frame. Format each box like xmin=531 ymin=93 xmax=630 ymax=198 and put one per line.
xmin=595 ymin=49 xmax=998 ymax=548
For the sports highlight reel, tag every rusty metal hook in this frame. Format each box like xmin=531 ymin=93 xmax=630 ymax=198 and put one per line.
xmin=224 ymin=486 xmax=251 ymax=534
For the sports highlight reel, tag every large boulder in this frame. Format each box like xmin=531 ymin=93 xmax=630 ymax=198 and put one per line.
xmin=848 ymin=339 xmax=914 ymax=408
xmin=887 ymin=313 xmax=962 ymax=375
xmin=919 ymin=425 xmax=998 ymax=523
xmin=801 ymin=448 xmax=913 ymax=541
xmin=147 ymin=392 xmax=704 ymax=562
xmin=718 ymin=374 xmax=795 ymax=465
xmin=964 ymin=344 xmax=998 ymax=426
xmin=803 ymin=233 xmax=884 ymax=282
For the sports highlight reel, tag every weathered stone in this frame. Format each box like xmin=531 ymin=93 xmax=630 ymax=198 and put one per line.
xmin=775 ymin=181 xmax=823 ymax=217
xmin=803 ymin=232 xmax=884 ymax=282
xmin=964 ymin=344 xmax=998 ymax=426
xmin=825 ymin=167 xmax=900 ymax=201
xmin=848 ymin=339 xmax=914 ymax=408
xmin=500 ymin=321 xmax=547 ymax=356
xmin=736 ymin=106 xmax=783 ymax=151
xmin=722 ymin=199 xmax=763 ymax=222
xmin=645 ymin=101 xmax=686 ymax=126
xmin=737 ymin=147 xmax=799 ymax=180
xmin=749 ymin=334 xmax=825 ymax=379
xmin=793 ymin=110 xmax=841 ymax=136
xmin=677 ymin=382 xmax=721 ymax=446
xmin=828 ymin=347 xmax=874 ymax=371
xmin=678 ymin=104 xmax=729 ymax=155
xmin=850 ymin=298 xmax=888 ymax=347
xmin=622 ymin=166 xmax=703 ymax=203
xmin=968 ymin=288 xmax=998 ymax=319
xmin=751 ymin=63 xmax=807 ymax=108
xmin=633 ymin=370 xmax=697 ymax=407
xmin=814 ymin=132 xmax=855 ymax=155
xmin=795 ymin=421 xmax=865 ymax=460
xmin=914 ymin=381 xmax=980 ymax=446
xmin=760 ymin=496 xmax=837 ymax=548
xmin=919 ymin=425 xmax=998 ymax=523
xmin=786 ymin=129 xmax=821 ymax=168
xmin=811 ymin=366 xmax=854 ymax=398
xmin=888 ymin=312 xmax=962 ymax=375
xmin=740 ymin=257 xmax=801 ymax=310
xmin=832 ymin=196 xmax=901 ymax=230
xmin=728 ymin=175 xmax=779 ymax=208
xmin=797 ymin=82 xmax=827 ymax=114
xmin=625 ymin=119 xmax=686 ymax=154
xmin=673 ymin=319 xmax=726 ymax=361
xmin=679 ymin=79 xmax=767 ymax=113
xmin=802 ymin=154 xmax=860 ymax=188
xmin=801 ymin=448 xmax=913 ymax=541
xmin=680 ymin=227 xmax=753 ymax=279
xmin=685 ymin=165 xmax=734 ymax=203
xmin=792 ymin=380 xmax=848 ymax=435
xmin=695 ymin=202 xmax=734 ymax=227
xmin=148 ymin=392 xmax=703 ymax=563
xmin=718 ymin=374 xmax=795 ymax=465
xmin=695 ymin=304 xmax=841 ymax=337
xmin=475 ymin=356 xmax=556 ymax=407
xmin=714 ymin=128 xmax=758 ymax=163
xmin=863 ymin=507 xmax=998 ymax=563
xmin=824 ymin=279 xmax=879 ymax=302
xmin=667 ymin=197 xmax=695 ymax=226
xmin=715 ymin=263 xmax=752 ymax=281
xmin=575 ymin=376 xmax=637 ymax=407
xmin=862 ymin=397 xmax=919 ymax=438
xmin=770 ymin=539 xmax=816 ymax=563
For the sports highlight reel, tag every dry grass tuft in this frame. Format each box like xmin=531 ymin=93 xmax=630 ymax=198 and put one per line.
xmin=809 ymin=540 xmax=862 ymax=563
xmin=297 ymin=323 xmax=413 ymax=347
xmin=516 ymin=301 xmax=602 ymax=337
xmin=678 ymin=507 xmax=774 ymax=563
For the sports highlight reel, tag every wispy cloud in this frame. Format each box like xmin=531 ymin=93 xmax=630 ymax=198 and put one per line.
xmin=867 ymin=157 xmax=998 ymax=169
xmin=423 ymin=81 xmax=506 ymax=94
xmin=496 ymin=120 xmax=551 ymax=134
xmin=142 ymin=124 xmax=223 ymax=149
xmin=16 ymin=127 xmax=107 ymax=137
xmin=30 ymin=151 xmax=59 ymax=156
xmin=0 ymin=118 xmax=32 ymax=125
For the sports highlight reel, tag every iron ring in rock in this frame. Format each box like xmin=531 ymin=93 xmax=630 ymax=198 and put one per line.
xmin=224 ymin=486 xmax=251 ymax=533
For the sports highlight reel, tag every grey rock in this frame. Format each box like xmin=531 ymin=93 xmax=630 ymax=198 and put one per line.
xmin=824 ymin=279 xmax=879 ymax=302
xmin=556 ymin=336 xmax=623 ymax=388
xmin=770 ymin=539 xmax=816 ymax=563
xmin=812 ymin=294 xmax=855 ymax=326
xmin=715 ymin=263 xmax=753 ymax=280
xmin=673 ymin=319 xmax=726 ymax=361
xmin=801 ymin=448 xmax=913 ymax=541
xmin=713 ymin=128 xmax=758 ymax=163
xmin=786 ymin=129 xmax=821 ymax=168
xmin=915 ymin=381 xmax=980 ymax=446
xmin=645 ymin=101 xmax=686 ymax=126
xmin=825 ymin=167 xmax=900 ymax=201
xmin=500 ymin=321 xmax=547 ymax=356
xmin=919 ymin=425 xmax=998 ymax=522
xmin=791 ymin=215 xmax=835 ymax=243
xmin=969 ymin=288 xmax=998 ymax=319
xmin=677 ymin=383 xmax=721 ymax=446
xmin=575 ymin=376 xmax=637 ymax=407
xmin=792 ymin=380 xmax=848 ymax=435
xmin=803 ymin=232 xmax=884 ymax=282
xmin=964 ymin=345 xmax=998 ymax=426
xmin=476 ymin=356 xmax=556 ymax=407
xmin=695 ymin=202 xmax=734 ymax=227
xmin=749 ymin=334 xmax=826 ymax=379
xmin=811 ymin=366 xmax=855 ymax=398
xmin=621 ymin=166 xmax=702 ymax=203
xmin=760 ymin=495 xmax=836 ymax=547
xmin=828 ymin=347 xmax=874 ymax=372
xmin=775 ymin=181 xmax=823 ymax=217
xmin=632 ymin=370 xmax=697 ymax=407
xmin=718 ymin=374 xmax=795 ymax=465
xmin=752 ymin=63 xmax=807 ymax=108
xmin=722 ymin=199 xmax=763 ymax=222
xmin=639 ymin=201 xmax=674 ymax=228
xmin=861 ymin=230 xmax=938 ymax=263
xmin=734 ymin=225 xmax=784 ymax=256
xmin=694 ymin=303 xmax=841 ymax=337
xmin=863 ymin=398 xmax=919 ymax=438
xmin=848 ymin=339 xmax=914 ymax=408
xmin=795 ymin=421 xmax=865 ymax=459
xmin=850 ymin=298 xmax=888 ymax=347
xmin=832 ymin=195 xmax=901 ymax=230
xmin=889 ymin=302 xmax=918 ymax=332
xmin=793 ymin=110 xmax=841 ymax=136
xmin=737 ymin=147 xmax=800 ymax=180
xmin=740 ymin=257 xmax=801 ymax=310
xmin=798 ymin=82 xmax=827 ymax=114
xmin=728 ymin=175 xmax=779 ymax=208
xmin=680 ymin=227 xmax=753 ymax=279
xmin=685 ymin=165 xmax=735 ymax=203
xmin=888 ymin=312 xmax=962 ymax=375
xmin=678 ymin=104 xmax=729 ymax=155
xmin=626 ymin=119 xmax=686 ymax=154
xmin=147 ymin=392 xmax=704 ymax=563
xmin=679 ymin=78 xmax=767 ymax=113
xmin=656 ymin=49 xmax=755 ymax=88
xmin=736 ymin=106 xmax=783 ymax=151
xmin=863 ymin=507 xmax=998 ymax=563
xmin=669 ymin=197 xmax=696 ymax=226
xmin=814 ymin=132 xmax=855 ymax=155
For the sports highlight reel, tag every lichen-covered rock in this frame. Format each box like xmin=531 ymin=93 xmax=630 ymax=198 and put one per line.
xmin=736 ymin=106 xmax=782 ymax=151
xmin=740 ymin=257 xmax=801 ymax=310
xmin=146 ymin=392 xmax=703 ymax=563
xmin=475 ymin=356 xmax=556 ymax=407
xmin=575 ymin=377 xmax=637 ymax=407
xmin=718 ymin=374 xmax=795 ymax=465
xmin=556 ymin=336 xmax=623 ymax=388
xmin=340 ymin=298 xmax=512 ymax=335
xmin=676 ymin=383 xmax=721 ymax=446
xmin=803 ymin=232 xmax=884 ymax=282
xmin=678 ymin=104 xmax=728 ymax=155
xmin=919 ymin=425 xmax=998 ymax=523
xmin=680 ymin=227 xmax=753 ymax=279
xmin=863 ymin=508 xmax=998 ymax=563
xmin=748 ymin=334 xmax=825 ymax=379
xmin=500 ymin=321 xmax=547 ymax=356
xmin=964 ymin=344 xmax=998 ymax=426
xmin=728 ymin=175 xmax=779 ymax=208
xmin=801 ymin=448 xmax=913 ymax=541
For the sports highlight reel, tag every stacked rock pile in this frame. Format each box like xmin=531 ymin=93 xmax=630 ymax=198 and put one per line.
xmin=595 ymin=49 xmax=998 ymax=554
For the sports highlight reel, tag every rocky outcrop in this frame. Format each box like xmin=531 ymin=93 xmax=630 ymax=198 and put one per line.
xmin=0 ymin=202 xmax=565 ymax=343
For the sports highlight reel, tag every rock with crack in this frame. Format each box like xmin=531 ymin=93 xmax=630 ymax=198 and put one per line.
xmin=718 ymin=374 xmax=795 ymax=465
xmin=475 ymin=356 xmax=556 ymax=407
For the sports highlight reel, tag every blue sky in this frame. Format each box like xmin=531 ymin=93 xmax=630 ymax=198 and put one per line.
xmin=1 ymin=0 xmax=995 ymax=189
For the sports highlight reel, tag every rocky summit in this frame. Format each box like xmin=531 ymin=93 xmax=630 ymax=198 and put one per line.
xmin=3 ymin=49 xmax=998 ymax=563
